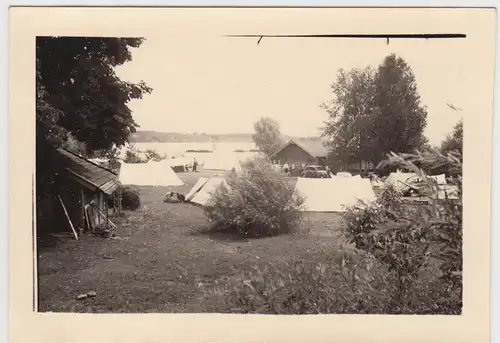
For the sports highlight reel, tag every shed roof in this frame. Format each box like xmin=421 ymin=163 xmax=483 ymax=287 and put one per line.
xmin=269 ymin=139 xmax=328 ymax=160
xmin=56 ymin=148 xmax=120 ymax=195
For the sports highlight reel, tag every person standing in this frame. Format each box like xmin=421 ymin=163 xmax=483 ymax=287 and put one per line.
xmin=283 ymin=162 xmax=289 ymax=176
xmin=192 ymin=157 xmax=198 ymax=172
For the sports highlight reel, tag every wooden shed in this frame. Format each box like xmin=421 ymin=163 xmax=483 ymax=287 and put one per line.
xmin=268 ymin=139 xmax=328 ymax=167
xmin=42 ymin=148 xmax=121 ymax=238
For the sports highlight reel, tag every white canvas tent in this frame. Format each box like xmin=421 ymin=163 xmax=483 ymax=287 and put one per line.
xmin=119 ymin=161 xmax=184 ymax=187
xmin=185 ymin=177 xmax=210 ymax=201
xmin=294 ymin=176 xmax=376 ymax=212
xmin=384 ymin=172 xmax=417 ymax=189
xmin=336 ymin=172 xmax=352 ymax=178
xmin=436 ymin=184 xmax=460 ymax=199
xmin=187 ymin=176 xmax=229 ymax=206
xmin=430 ymin=174 xmax=447 ymax=185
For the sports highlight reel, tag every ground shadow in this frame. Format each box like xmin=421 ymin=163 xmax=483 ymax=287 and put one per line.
xmin=190 ymin=224 xmax=287 ymax=242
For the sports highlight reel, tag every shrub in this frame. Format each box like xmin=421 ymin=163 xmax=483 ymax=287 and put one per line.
xmin=342 ymin=148 xmax=463 ymax=314
xmin=203 ymin=157 xmax=305 ymax=237
xmin=124 ymin=150 xmax=143 ymax=163
xmin=120 ymin=185 xmax=141 ymax=211
xmin=204 ymin=246 xmax=453 ymax=314
xmin=144 ymin=149 xmax=166 ymax=162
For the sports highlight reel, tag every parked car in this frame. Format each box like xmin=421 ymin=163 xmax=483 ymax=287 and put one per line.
xmin=301 ymin=165 xmax=330 ymax=178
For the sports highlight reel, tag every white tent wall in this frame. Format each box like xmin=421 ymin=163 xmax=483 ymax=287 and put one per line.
xmin=185 ymin=177 xmax=209 ymax=201
xmin=430 ymin=174 xmax=447 ymax=185
xmin=119 ymin=162 xmax=184 ymax=187
xmin=190 ymin=177 xmax=229 ymax=206
xmin=384 ymin=172 xmax=417 ymax=189
xmin=294 ymin=177 xmax=376 ymax=212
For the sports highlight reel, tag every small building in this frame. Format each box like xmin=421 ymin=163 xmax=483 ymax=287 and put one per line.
xmin=36 ymin=148 xmax=121 ymax=239
xmin=268 ymin=140 xmax=328 ymax=167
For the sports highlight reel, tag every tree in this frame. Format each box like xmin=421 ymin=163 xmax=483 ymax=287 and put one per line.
xmin=322 ymin=54 xmax=428 ymax=166
xmin=440 ymin=119 xmax=463 ymax=156
xmin=371 ymin=54 xmax=428 ymax=161
xmin=252 ymin=117 xmax=283 ymax=156
xmin=321 ymin=67 xmax=377 ymax=167
xmin=35 ymin=37 xmax=152 ymax=233
xmin=36 ymin=36 xmax=152 ymax=153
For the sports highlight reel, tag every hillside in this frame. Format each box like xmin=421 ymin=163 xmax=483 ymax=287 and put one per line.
xmin=130 ymin=130 xmax=319 ymax=143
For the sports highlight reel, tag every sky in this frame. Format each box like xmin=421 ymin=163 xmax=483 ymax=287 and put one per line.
xmin=113 ymin=8 xmax=480 ymax=145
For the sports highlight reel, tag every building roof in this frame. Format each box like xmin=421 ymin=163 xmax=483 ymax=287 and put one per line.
xmin=269 ymin=139 xmax=329 ymax=159
xmin=56 ymin=148 xmax=120 ymax=195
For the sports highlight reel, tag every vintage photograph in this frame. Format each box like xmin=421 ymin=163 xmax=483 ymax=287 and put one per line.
xmin=33 ymin=7 xmax=473 ymax=316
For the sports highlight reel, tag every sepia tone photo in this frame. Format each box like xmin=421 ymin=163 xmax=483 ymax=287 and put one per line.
xmin=9 ymin=5 xmax=495 ymax=343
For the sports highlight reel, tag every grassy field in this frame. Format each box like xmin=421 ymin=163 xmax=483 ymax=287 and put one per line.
xmin=37 ymin=170 xmax=347 ymax=313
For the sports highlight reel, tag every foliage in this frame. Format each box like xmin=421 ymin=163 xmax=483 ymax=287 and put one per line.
xmin=321 ymin=54 xmax=428 ymax=166
xmin=36 ymin=36 xmax=152 ymax=153
xmin=252 ymin=117 xmax=284 ymax=156
xmin=120 ymin=185 xmax=141 ymax=211
xmin=144 ymin=149 xmax=166 ymax=162
xmin=206 ymin=246 xmax=454 ymax=314
xmin=61 ymin=133 xmax=88 ymax=156
xmin=211 ymin=149 xmax=462 ymax=315
xmin=440 ymin=119 xmax=463 ymax=156
xmin=36 ymin=37 xmax=151 ymax=235
xmin=343 ymin=149 xmax=462 ymax=313
xmin=203 ymin=157 xmax=305 ymax=237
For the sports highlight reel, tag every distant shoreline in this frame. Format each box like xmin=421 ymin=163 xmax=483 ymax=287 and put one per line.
xmin=130 ymin=130 xmax=319 ymax=143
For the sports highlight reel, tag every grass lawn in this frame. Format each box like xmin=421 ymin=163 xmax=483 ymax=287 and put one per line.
xmin=37 ymin=170 xmax=347 ymax=313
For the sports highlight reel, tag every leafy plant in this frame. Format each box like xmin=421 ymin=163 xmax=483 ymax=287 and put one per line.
xmin=343 ymin=148 xmax=463 ymax=313
xmin=120 ymin=185 xmax=141 ymax=211
xmin=203 ymin=157 xmax=305 ymax=237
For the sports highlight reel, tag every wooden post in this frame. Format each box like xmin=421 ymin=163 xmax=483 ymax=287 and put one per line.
xmin=80 ymin=189 xmax=85 ymax=231
xmin=57 ymin=194 xmax=78 ymax=240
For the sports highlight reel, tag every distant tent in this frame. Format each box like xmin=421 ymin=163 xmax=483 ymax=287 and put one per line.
xmin=430 ymin=174 xmax=447 ymax=185
xmin=203 ymin=153 xmax=243 ymax=172
xmin=384 ymin=172 xmax=417 ymax=190
xmin=187 ymin=176 xmax=229 ymax=206
xmin=294 ymin=176 xmax=376 ymax=212
xmin=118 ymin=161 xmax=184 ymax=187
xmin=336 ymin=172 xmax=352 ymax=178
xmin=435 ymin=184 xmax=460 ymax=199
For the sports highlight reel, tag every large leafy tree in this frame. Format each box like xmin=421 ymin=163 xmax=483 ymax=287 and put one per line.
xmin=322 ymin=54 xmax=428 ymax=166
xmin=36 ymin=37 xmax=152 ymax=153
xmin=252 ymin=117 xmax=284 ymax=156
xmin=371 ymin=54 xmax=428 ymax=161
xmin=36 ymin=37 xmax=151 ymax=199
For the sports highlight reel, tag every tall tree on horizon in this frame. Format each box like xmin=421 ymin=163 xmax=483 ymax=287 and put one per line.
xmin=322 ymin=54 xmax=428 ymax=166
xmin=252 ymin=117 xmax=284 ymax=156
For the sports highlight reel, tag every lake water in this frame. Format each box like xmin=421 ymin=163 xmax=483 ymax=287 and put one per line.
xmin=126 ymin=142 xmax=261 ymax=165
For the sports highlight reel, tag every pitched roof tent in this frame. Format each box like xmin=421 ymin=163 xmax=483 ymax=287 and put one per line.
xmin=269 ymin=139 xmax=328 ymax=160
xmin=56 ymin=148 xmax=120 ymax=195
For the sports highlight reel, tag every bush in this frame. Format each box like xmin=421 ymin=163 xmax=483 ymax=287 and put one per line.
xmin=204 ymin=246 xmax=453 ymax=314
xmin=120 ymin=185 xmax=141 ymax=211
xmin=203 ymin=157 xmax=305 ymax=237
xmin=211 ymin=149 xmax=462 ymax=315
xmin=342 ymin=148 xmax=463 ymax=314
xmin=144 ymin=149 xmax=166 ymax=162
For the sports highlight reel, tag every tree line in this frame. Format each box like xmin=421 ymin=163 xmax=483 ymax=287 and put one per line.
xmin=252 ymin=54 xmax=462 ymax=168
